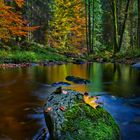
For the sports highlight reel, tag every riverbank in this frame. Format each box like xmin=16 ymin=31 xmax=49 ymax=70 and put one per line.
xmin=86 ymin=49 xmax=140 ymax=64
xmin=0 ymin=50 xmax=68 ymax=64
xmin=0 ymin=45 xmax=140 ymax=67
xmin=92 ymin=56 xmax=140 ymax=65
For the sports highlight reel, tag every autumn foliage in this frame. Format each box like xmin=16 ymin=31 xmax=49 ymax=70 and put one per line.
xmin=47 ymin=0 xmax=86 ymax=51
xmin=0 ymin=0 xmax=38 ymax=41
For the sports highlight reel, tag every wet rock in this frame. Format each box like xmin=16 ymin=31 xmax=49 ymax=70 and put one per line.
xmin=44 ymin=88 xmax=120 ymax=140
xmin=39 ymin=61 xmax=65 ymax=66
xmin=132 ymin=63 xmax=140 ymax=69
xmin=53 ymin=87 xmax=62 ymax=94
xmin=31 ymin=63 xmax=39 ymax=66
xmin=66 ymin=76 xmax=90 ymax=84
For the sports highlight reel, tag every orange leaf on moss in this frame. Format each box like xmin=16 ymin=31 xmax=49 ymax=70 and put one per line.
xmin=83 ymin=95 xmax=99 ymax=109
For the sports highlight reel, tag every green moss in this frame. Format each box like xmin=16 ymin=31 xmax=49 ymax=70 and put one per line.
xmin=61 ymin=103 xmax=120 ymax=140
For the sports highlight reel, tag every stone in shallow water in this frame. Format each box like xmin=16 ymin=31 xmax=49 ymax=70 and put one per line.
xmin=51 ymin=82 xmax=71 ymax=87
xmin=73 ymin=59 xmax=85 ymax=64
xmin=66 ymin=76 xmax=90 ymax=84
xmin=44 ymin=88 xmax=120 ymax=140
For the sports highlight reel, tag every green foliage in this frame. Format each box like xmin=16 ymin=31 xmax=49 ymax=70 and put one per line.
xmin=94 ymin=0 xmax=103 ymax=48
xmin=0 ymin=44 xmax=68 ymax=63
xmin=115 ymin=48 xmax=140 ymax=59
xmin=0 ymin=51 xmax=38 ymax=63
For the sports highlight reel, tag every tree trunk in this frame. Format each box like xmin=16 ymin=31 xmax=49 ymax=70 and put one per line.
xmin=138 ymin=0 xmax=140 ymax=48
xmin=91 ymin=0 xmax=94 ymax=53
xmin=118 ymin=0 xmax=130 ymax=52
xmin=88 ymin=0 xmax=91 ymax=53
xmin=85 ymin=0 xmax=89 ymax=54
xmin=112 ymin=0 xmax=119 ymax=54
xmin=129 ymin=0 xmax=134 ymax=48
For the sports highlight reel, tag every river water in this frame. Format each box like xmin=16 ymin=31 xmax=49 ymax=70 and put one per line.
xmin=0 ymin=63 xmax=140 ymax=140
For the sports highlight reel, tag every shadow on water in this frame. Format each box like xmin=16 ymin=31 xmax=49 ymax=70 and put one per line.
xmin=0 ymin=63 xmax=140 ymax=140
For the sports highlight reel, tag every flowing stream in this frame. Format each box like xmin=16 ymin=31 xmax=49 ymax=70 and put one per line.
xmin=0 ymin=63 xmax=140 ymax=140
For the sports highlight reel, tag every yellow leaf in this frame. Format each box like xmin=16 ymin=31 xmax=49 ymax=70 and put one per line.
xmin=83 ymin=95 xmax=99 ymax=109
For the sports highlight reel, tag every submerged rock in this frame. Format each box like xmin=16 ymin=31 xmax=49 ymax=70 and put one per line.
xmin=66 ymin=76 xmax=90 ymax=84
xmin=51 ymin=82 xmax=71 ymax=87
xmin=44 ymin=88 xmax=120 ymax=140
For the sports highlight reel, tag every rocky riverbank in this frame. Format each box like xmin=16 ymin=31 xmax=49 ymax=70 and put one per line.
xmin=0 ymin=61 xmax=66 ymax=68
xmin=44 ymin=88 xmax=120 ymax=140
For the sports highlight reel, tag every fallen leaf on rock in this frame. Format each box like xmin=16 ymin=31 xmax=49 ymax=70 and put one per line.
xmin=59 ymin=106 xmax=65 ymax=111
xmin=45 ymin=107 xmax=53 ymax=113
xmin=62 ymin=90 xmax=68 ymax=94
xmin=83 ymin=95 xmax=99 ymax=109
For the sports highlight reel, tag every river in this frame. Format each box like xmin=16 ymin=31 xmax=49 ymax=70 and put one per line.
xmin=0 ymin=63 xmax=140 ymax=140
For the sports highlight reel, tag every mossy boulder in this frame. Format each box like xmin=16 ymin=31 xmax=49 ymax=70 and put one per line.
xmin=44 ymin=89 xmax=120 ymax=140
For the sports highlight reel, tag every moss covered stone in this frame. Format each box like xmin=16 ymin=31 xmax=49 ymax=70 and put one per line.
xmin=44 ymin=89 xmax=120 ymax=140
xmin=61 ymin=104 xmax=120 ymax=140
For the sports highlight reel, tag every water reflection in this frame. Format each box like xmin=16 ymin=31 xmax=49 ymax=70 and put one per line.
xmin=0 ymin=63 xmax=140 ymax=140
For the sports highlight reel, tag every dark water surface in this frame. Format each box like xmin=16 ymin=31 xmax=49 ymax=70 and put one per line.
xmin=0 ymin=63 xmax=140 ymax=140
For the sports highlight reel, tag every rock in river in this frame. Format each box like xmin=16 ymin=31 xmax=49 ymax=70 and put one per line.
xmin=44 ymin=88 xmax=120 ymax=140
xmin=51 ymin=82 xmax=71 ymax=87
xmin=66 ymin=76 xmax=90 ymax=84
xmin=73 ymin=59 xmax=85 ymax=64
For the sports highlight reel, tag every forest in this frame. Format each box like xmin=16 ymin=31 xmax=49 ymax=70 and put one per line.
xmin=0 ymin=0 xmax=140 ymax=63
xmin=0 ymin=1 xmax=140 ymax=140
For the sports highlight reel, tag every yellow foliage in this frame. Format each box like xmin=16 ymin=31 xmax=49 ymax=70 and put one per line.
xmin=47 ymin=0 xmax=86 ymax=50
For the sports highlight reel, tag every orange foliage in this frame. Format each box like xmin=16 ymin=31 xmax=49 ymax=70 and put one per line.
xmin=0 ymin=0 xmax=39 ymax=41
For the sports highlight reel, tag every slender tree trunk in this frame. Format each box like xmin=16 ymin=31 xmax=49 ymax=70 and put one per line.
xmin=91 ymin=0 xmax=94 ymax=53
xmin=118 ymin=0 xmax=130 ymax=52
xmin=112 ymin=0 xmax=119 ymax=54
xmin=117 ymin=0 xmax=123 ymax=34
xmin=129 ymin=0 xmax=134 ymax=48
xmin=138 ymin=0 xmax=140 ymax=48
xmin=85 ymin=0 xmax=89 ymax=54
xmin=88 ymin=0 xmax=91 ymax=53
